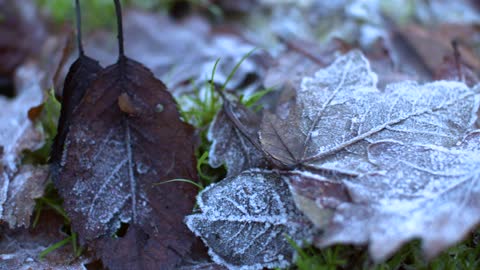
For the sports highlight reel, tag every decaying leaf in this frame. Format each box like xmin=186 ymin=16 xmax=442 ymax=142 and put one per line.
xmin=55 ymin=2 xmax=198 ymax=269
xmin=186 ymin=169 xmax=314 ymax=270
xmin=289 ymin=132 xmax=480 ymax=261
xmin=50 ymin=0 xmax=103 ymax=182
xmin=260 ymin=50 xmax=479 ymax=174
xmin=208 ymin=100 xmax=268 ymax=176
xmin=1 ymin=64 xmax=46 ymax=228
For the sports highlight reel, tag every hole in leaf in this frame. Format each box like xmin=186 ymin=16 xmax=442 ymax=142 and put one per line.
xmin=84 ymin=259 xmax=104 ymax=270
xmin=155 ymin=103 xmax=164 ymax=112
xmin=170 ymin=1 xmax=191 ymax=18
xmin=115 ymin=222 xmax=130 ymax=238
xmin=0 ymin=76 xmax=14 ymax=98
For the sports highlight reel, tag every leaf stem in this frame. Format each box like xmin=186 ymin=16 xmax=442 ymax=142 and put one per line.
xmin=113 ymin=0 xmax=125 ymax=58
xmin=75 ymin=0 xmax=84 ymax=56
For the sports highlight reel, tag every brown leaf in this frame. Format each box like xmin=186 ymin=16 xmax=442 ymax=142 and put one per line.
xmin=208 ymin=99 xmax=268 ymax=177
xmin=434 ymin=40 xmax=480 ymax=86
xmin=50 ymin=54 xmax=102 ymax=182
xmin=55 ymin=2 xmax=199 ymax=269
xmin=397 ymin=24 xmax=480 ymax=78
xmin=50 ymin=2 xmax=103 ymax=181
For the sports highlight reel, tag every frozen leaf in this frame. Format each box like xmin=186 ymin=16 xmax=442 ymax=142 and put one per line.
xmin=208 ymin=100 xmax=268 ymax=176
xmin=186 ymin=170 xmax=314 ymax=270
xmin=50 ymin=0 xmax=103 ymax=182
xmin=0 ymin=165 xmax=48 ymax=228
xmin=0 ymin=64 xmax=45 ymax=228
xmin=55 ymin=2 xmax=198 ymax=269
xmin=294 ymin=132 xmax=480 ymax=261
xmin=260 ymin=50 xmax=479 ymax=174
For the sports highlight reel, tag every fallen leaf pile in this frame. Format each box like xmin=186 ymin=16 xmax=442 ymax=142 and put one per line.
xmin=190 ymin=51 xmax=480 ymax=269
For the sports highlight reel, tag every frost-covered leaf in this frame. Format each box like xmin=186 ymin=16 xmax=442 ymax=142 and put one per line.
xmin=289 ymin=132 xmax=480 ymax=261
xmin=55 ymin=4 xmax=199 ymax=269
xmin=208 ymin=101 xmax=268 ymax=176
xmin=0 ymin=64 xmax=46 ymax=228
xmin=186 ymin=170 xmax=314 ymax=270
xmin=260 ymin=50 xmax=479 ymax=174
xmin=50 ymin=32 xmax=102 ymax=182
xmin=0 ymin=165 xmax=48 ymax=228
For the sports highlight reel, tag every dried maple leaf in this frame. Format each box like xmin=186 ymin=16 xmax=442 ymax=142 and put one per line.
xmin=208 ymin=99 xmax=268 ymax=176
xmin=186 ymin=169 xmax=314 ymax=270
xmin=50 ymin=0 xmax=103 ymax=182
xmin=260 ymin=50 xmax=479 ymax=174
xmin=289 ymin=132 xmax=480 ymax=261
xmin=0 ymin=64 xmax=46 ymax=228
xmin=55 ymin=2 xmax=198 ymax=269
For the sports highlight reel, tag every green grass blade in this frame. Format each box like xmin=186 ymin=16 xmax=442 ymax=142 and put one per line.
xmin=154 ymin=178 xmax=204 ymax=190
xmin=39 ymin=236 xmax=72 ymax=259
xmin=221 ymin=48 xmax=256 ymax=91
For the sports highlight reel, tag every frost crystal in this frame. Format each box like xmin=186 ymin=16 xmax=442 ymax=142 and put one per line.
xmin=186 ymin=170 xmax=314 ymax=270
